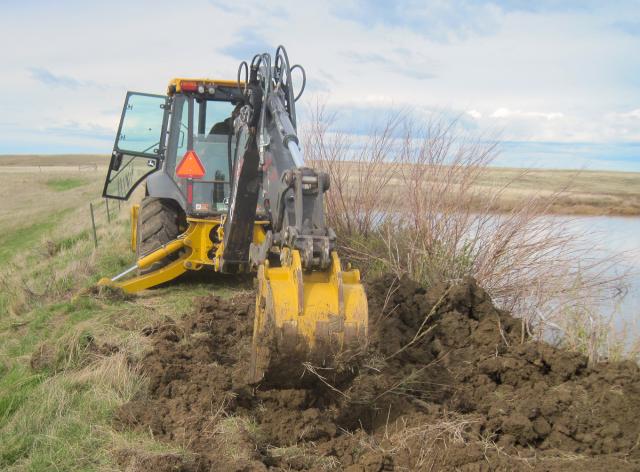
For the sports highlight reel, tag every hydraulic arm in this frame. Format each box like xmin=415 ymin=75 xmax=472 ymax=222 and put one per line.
xmin=224 ymin=47 xmax=367 ymax=383
xmin=222 ymin=47 xmax=335 ymax=273
xmin=98 ymin=46 xmax=368 ymax=385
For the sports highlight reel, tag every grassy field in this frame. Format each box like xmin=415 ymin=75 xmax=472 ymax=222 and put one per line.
xmin=0 ymin=163 xmax=244 ymax=470
xmin=0 ymin=155 xmax=637 ymax=469
xmin=2 ymin=154 xmax=639 ymax=215
xmin=0 ymin=154 xmax=109 ymax=168
xmin=474 ymin=167 xmax=640 ymax=215
xmin=320 ymin=160 xmax=640 ymax=216
xmin=0 ymin=155 xmax=640 ymax=216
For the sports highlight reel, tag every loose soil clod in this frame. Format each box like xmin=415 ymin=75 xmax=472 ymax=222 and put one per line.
xmin=114 ymin=277 xmax=640 ymax=471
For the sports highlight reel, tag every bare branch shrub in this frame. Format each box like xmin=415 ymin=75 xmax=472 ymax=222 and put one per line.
xmin=302 ymin=101 xmax=628 ymax=361
xmin=303 ymin=103 xmax=404 ymax=239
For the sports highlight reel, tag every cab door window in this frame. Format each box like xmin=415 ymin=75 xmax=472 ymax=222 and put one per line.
xmin=103 ymin=92 xmax=168 ymax=200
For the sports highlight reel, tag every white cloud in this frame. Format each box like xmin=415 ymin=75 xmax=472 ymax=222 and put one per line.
xmin=0 ymin=0 xmax=638 ymax=162
xmin=615 ymin=109 xmax=640 ymax=119
xmin=489 ymin=108 xmax=564 ymax=120
xmin=466 ymin=109 xmax=482 ymax=119
xmin=490 ymin=108 xmax=511 ymax=118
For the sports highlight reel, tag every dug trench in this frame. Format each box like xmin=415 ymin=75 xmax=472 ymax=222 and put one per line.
xmin=113 ymin=277 xmax=640 ymax=471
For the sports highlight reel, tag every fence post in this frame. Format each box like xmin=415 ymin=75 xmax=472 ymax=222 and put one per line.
xmin=105 ymin=198 xmax=111 ymax=223
xmin=90 ymin=203 xmax=98 ymax=248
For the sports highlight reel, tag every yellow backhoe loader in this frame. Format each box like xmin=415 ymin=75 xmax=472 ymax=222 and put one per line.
xmin=99 ymin=46 xmax=367 ymax=383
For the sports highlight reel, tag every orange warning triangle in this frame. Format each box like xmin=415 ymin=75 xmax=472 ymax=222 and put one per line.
xmin=176 ymin=150 xmax=206 ymax=179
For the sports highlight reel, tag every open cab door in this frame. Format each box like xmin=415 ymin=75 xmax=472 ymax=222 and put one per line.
xmin=103 ymin=92 xmax=169 ymax=200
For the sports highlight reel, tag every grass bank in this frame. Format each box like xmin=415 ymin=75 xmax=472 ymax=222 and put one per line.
xmin=0 ymin=168 xmax=241 ymax=470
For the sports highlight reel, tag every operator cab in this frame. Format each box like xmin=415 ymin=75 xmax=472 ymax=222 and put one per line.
xmin=168 ymin=81 xmax=240 ymax=215
xmin=102 ymin=78 xmax=247 ymax=217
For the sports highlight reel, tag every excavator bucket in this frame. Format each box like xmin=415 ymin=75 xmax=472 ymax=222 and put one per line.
xmin=250 ymin=249 xmax=368 ymax=385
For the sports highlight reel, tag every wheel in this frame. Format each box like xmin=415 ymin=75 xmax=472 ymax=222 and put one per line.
xmin=136 ymin=197 xmax=186 ymax=274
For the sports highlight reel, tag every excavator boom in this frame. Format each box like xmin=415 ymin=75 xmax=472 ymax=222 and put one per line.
xmin=98 ymin=46 xmax=368 ymax=384
xmin=226 ymin=48 xmax=368 ymax=382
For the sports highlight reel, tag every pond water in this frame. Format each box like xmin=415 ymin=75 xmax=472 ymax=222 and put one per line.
xmin=559 ymin=215 xmax=640 ymax=333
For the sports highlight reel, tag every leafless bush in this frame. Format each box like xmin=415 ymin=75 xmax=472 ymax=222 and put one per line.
xmin=304 ymin=104 xmax=404 ymax=238
xmin=303 ymin=101 xmax=628 ymax=360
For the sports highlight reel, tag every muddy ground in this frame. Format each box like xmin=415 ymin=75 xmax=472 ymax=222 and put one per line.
xmin=113 ymin=277 xmax=640 ymax=471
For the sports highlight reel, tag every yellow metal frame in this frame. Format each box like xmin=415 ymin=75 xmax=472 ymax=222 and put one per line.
xmin=99 ymin=217 xmax=268 ymax=293
xmin=130 ymin=204 xmax=139 ymax=252
xmin=100 ymin=212 xmax=368 ymax=382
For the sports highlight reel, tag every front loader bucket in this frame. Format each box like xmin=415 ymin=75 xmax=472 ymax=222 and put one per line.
xmin=250 ymin=249 xmax=368 ymax=386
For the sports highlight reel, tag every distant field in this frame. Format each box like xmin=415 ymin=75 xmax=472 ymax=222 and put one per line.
xmin=317 ymin=161 xmax=640 ymax=216
xmin=0 ymin=154 xmax=109 ymax=167
xmin=2 ymin=154 xmax=639 ymax=215
xmin=475 ymin=167 xmax=640 ymax=216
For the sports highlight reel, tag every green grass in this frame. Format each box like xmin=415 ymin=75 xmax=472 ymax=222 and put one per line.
xmin=0 ymin=367 xmax=45 ymax=429
xmin=45 ymin=177 xmax=88 ymax=192
xmin=0 ymin=209 xmax=72 ymax=264
xmin=1 ymin=369 xmax=122 ymax=470
xmin=0 ymin=170 xmax=241 ymax=470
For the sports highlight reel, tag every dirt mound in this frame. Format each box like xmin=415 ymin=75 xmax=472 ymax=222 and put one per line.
xmin=114 ymin=277 xmax=640 ymax=471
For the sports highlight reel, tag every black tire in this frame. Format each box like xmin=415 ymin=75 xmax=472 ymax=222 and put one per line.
xmin=136 ymin=197 xmax=186 ymax=274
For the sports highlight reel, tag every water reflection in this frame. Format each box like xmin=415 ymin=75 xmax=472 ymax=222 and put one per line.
xmin=558 ymin=215 xmax=640 ymax=332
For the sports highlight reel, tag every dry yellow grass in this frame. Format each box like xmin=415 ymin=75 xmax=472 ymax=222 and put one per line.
xmin=3 ymin=154 xmax=638 ymax=215
xmin=0 ymin=171 xmax=103 ymax=232
xmin=312 ymin=160 xmax=640 ymax=216
xmin=0 ymin=154 xmax=109 ymax=167
xmin=474 ymin=167 xmax=640 ymax=215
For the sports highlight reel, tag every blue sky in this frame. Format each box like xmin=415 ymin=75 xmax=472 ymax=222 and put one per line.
xmin=1 ymin=0 xmax=639 ymax=171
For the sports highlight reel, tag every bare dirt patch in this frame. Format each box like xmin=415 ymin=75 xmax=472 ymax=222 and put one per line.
xmin=114 ymin=278 xmax=640 ymax=471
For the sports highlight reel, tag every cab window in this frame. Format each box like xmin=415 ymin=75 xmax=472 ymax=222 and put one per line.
xmin=172 ymin=95 xmax=237 ymax=213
